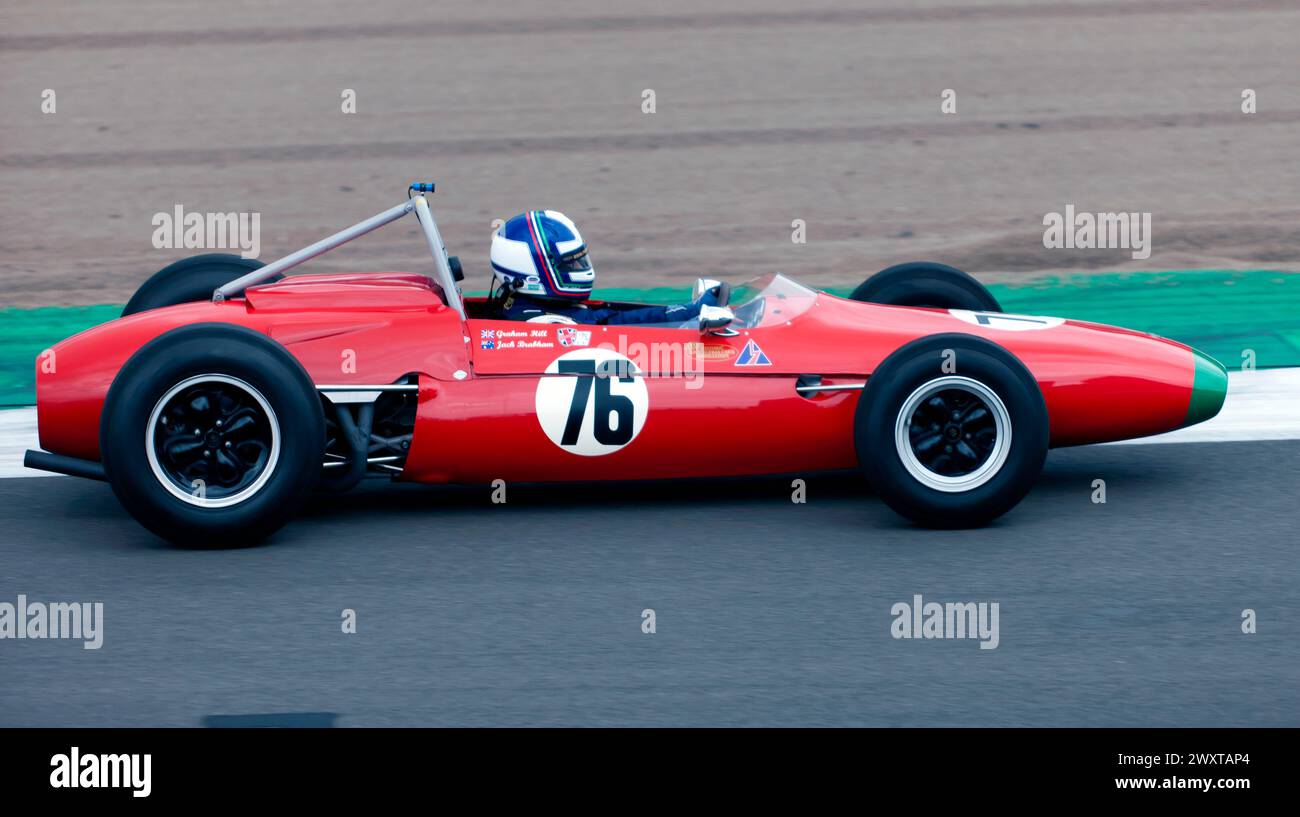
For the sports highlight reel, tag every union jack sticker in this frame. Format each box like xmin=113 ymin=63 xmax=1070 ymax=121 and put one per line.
xmin=557 ymin=327 xmax=592 ymax=347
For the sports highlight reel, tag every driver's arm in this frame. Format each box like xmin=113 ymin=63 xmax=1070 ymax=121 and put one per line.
xmin=589 ymin=284 xmax=723 ymax=326
xmin=593 ymin=302 xmax=699 ymax=325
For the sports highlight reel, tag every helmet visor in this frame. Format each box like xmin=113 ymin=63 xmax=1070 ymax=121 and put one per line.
xmin=554 ymin=246 xmax=592 ymax=275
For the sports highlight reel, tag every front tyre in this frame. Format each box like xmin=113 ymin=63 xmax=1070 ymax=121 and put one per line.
xmin=849 ymin=261 xmax=1002 ymax=312
xmin=855 ymin=333 xmax=1047 ymax=527
xmin=100 ymin=324 xmax=325 ymax=546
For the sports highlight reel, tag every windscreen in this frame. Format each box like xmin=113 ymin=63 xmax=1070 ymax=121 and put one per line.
xmin=726 ymin=273 xmax=818 ymax=329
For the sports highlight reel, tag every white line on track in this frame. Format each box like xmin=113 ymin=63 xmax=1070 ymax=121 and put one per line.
xmin=1 ymin=406 xmax=51 ymax=479
xmin=2 ymin=368 xmax=1298 ymax=478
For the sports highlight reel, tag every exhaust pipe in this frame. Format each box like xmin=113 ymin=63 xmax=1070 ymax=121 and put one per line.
xmin=23 ymin=450 xmax=107 ymax=481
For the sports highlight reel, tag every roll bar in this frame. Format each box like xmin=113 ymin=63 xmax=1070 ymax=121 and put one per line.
xmin=212 ymin=183 xmax=466 ymax=319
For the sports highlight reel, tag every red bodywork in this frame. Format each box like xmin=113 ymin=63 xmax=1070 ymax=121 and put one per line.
xmin=35 ymin=272 xmax=1203 ymax=483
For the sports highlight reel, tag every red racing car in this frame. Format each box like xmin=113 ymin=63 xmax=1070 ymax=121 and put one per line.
xmin=25 ymin=184 xmax=1228 ymax=545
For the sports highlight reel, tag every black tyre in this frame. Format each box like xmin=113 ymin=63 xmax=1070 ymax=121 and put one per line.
xmin=855 ymin=333 xmax=1047 ymax=527
xmin=100 ymin=324 xmax=325 ymax=546
xmin=849 ymin=262 xmax=1002 ymax=312
xmin=122 ymin=254 xmax=277 ymax=317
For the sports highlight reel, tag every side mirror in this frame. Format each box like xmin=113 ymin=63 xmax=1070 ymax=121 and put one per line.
xmin=698 ymin=305 xmax=736 ymax=333
xmin=693 ymin=278 xmax=723 ymax=302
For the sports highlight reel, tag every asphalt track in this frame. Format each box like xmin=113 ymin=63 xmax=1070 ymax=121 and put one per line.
xmin=1 ymin=439 xmax=1296 ymax=726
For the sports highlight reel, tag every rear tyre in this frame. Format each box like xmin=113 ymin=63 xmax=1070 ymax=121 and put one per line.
xmin=122 ymin=254 xmax=277 ymax=316
xmin=849 ymin=262 xmax=1002 ymax=312
xmin=100 ymin=324 xmax=324 ymax=546
xmin=855 ymin=333 xmax=1047 ymax=527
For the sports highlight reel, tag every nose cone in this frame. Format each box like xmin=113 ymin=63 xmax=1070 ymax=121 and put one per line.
xmin=1184 ymin=349 xmax=1228 ymax=427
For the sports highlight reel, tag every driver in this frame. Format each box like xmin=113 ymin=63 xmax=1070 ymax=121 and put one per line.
xmin=488 ymin=210 xmax=723 ymax=325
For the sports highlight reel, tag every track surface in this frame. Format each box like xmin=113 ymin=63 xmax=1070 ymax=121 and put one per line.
xmin=4 ymin=0 xmax=1300 ymax=305
xmin=1 ymin=440 xmax=1296 ymax=726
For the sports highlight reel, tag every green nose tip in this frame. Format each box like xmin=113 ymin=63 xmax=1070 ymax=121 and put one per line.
xmin=1184 ymin=349 xmax=1228 ymax=427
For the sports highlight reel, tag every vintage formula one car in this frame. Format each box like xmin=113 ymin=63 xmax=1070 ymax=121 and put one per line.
xmin=25 ymin=183 xmax=1228 ymax=545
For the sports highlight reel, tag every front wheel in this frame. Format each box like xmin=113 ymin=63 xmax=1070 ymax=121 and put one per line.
xmin=855 ymin=333 xmax=1047 ymax=527
xmin=849 ymin=261 xmax=1002 ymax=312
xmin=100 ymin=324 xmax=325 ymax=546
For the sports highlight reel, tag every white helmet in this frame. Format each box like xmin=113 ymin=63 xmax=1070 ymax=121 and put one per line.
xmin=490 ymin=210 xmax=594 ymax=301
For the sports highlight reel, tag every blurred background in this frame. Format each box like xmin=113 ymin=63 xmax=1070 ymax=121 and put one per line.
xmin=3 ymin=0 xmax=1299 ymax=307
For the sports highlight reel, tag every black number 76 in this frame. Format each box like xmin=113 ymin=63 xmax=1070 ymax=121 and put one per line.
xmin=557 ymin=359 xmax=636 ymax=446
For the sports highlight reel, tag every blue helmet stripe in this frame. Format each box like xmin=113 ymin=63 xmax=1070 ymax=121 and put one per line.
xmin=525 ymin=210 xmax=556 ymax=288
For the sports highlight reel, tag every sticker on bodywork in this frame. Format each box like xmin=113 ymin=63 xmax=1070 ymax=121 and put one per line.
xmin=949 ymin=310 xmax=1065 ymax=331
xmin=557 ymin=327 xmax=592 ymax=347
xmin=536 ymin=349 xmax=648 ymax=456
xmin=684 ymin=342 xmax=737 ymax=362
xmin=734 ymin=339 xmax=772 ymax=366
xmin=481 ymin=327 xmax=555 ymax=350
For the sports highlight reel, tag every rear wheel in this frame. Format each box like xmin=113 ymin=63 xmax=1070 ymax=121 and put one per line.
xmin=100 ymin=324 xmax=324 ymax=546
xmin=855 ymin=333 xmax=1047 ymax=527
xmin=122 ymin=254 xmax=277 ymax=316
xmin=849 ymin=261 xmax=1001 ymax=312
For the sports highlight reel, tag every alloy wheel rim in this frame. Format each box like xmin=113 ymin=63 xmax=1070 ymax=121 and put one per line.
xmin=145 ymin=374 xmax=281 ymax=508
xmin=893 ymin=375 xmax=1011 ymax=493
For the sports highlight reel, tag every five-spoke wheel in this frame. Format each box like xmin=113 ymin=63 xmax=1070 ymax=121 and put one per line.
xmin=894 ymin=376 xmax=1011 ymax=493
xmin=855 ymin=334 xmax=1047 ymax=527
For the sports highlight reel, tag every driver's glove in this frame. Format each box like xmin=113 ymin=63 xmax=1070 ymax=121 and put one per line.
xmin=698 ymin=304 xmax=736 ymax=331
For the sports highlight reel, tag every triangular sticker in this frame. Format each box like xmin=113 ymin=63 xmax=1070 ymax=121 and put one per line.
xmin=735 ymin=339 xmax=772 ymax=366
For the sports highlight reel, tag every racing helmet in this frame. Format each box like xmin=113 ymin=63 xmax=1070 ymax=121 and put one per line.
xmin=490 ymin=210 xmax=594 ymax=300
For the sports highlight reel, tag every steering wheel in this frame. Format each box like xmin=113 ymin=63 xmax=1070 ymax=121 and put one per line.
xmin=713 ymin=281 xmax=731 ymax=307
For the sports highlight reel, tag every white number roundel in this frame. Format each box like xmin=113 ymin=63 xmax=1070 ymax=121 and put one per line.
xmin=949 ymin=309 xmax=1065 ymax=331
xmin=535 ymin=349 xmax=649 ymax=456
